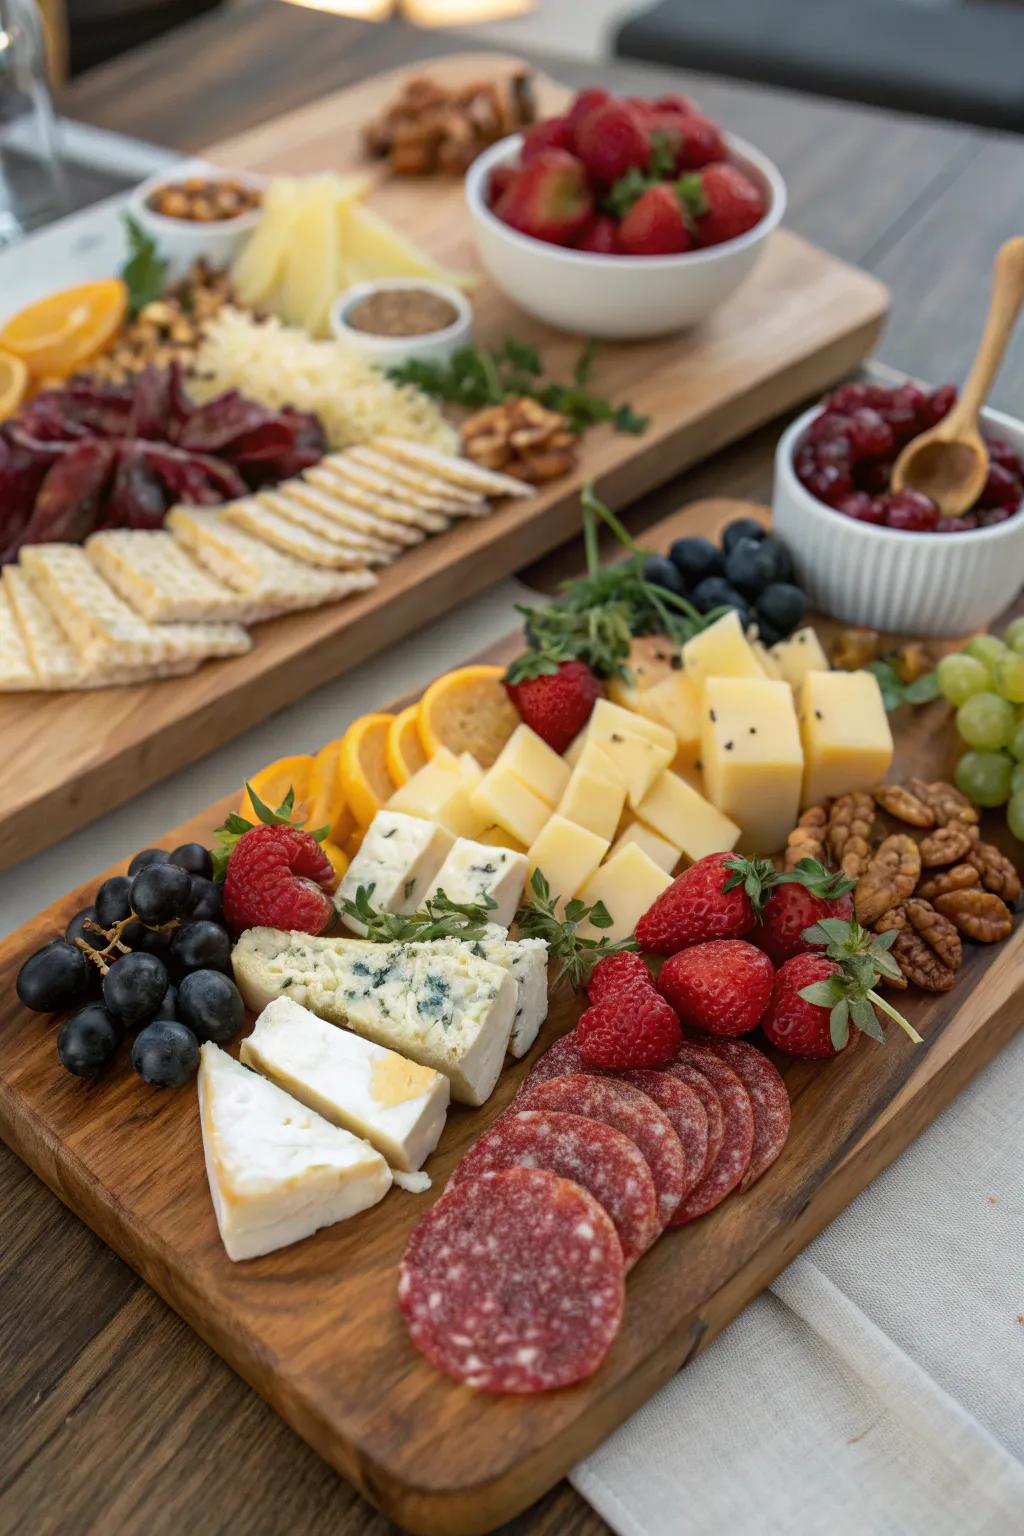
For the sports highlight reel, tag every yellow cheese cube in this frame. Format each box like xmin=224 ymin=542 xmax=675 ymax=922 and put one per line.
xmin=642 ymin=671 xmax=702 ymax=766
xmin=575 ymin=739 xmax=622 ymax=785
xmin=589 ymin=697 xmax=676 ymax=756
xmin=609 ymin=821 xmax=681 ymax=874
xmin=750 ymin=639 xmax=784 ymax=680
xmin=700 ymin=677 xmax=804 ymax=855
xmin=771 ymin=626 xmax=830 ymax=691
xmin=577 ymin=845 xmax=673 ymax=942
xmin=527 ymin=813 xmax=609 ymax=913
xmin=388 ymin=749 xmax=488 ymax=839
xmin=798 ymin=669 xmax=893 ymax=805
xmin=682 ymin=609 xmax=766 ymax=688
xmin=563 ymin=731 xmax=586 ymax=768
xmin=557 ymin=765 xmax=627 ymax=841
xmin=493 ymin=723 xmax=571 ymax=807
xmin=635 ymin=769 xmax=740 ymax=863
xmin=476 ymin=824 xmax=527 ymax=855
xmin=469 ymin=762 xmax=550 ymax=847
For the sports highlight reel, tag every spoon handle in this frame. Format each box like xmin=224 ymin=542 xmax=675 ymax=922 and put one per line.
xmin=957 ymin=237 xmax=1024 ymax=424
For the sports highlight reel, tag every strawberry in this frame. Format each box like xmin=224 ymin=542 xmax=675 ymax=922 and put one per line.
xmin=587 ymin=950 xmax=652 ymax=1004
xmin=651 ymin=92 xmax=698 ymax=117
xmin=648 ymin=113 xmax=726 ymax=174
xmin=761 ymin=954 xmax=849 ymax=1059
xmin=521 ymin=116 xmax=574 ymax=163
xmin=565 ymin=87 xmax=611 ymax=144
xmin=487 ymin=163 xmax=516 ymax=207
xmin=577 ymin=214 xmax=620 ymax=254
xmin=618 ymin=184 xmax=694 ymax=256
xmin=494 ymin=149 xmax=593 ymax=246
xmin=679 ymin=163 xmax=766 ymax=247
xmin=635 ymin=852 xmax=777 ymax=956
xmin=222 ymin=824 xmax=335 ymax=936
xmin=656 ymin=939 xmax=774 ymax=1037
xmin=575 ymin=100 xmax=651 ymax=188
xmin=575 ymin=982 xmax=681 ymax=1069
xmin=505 ymin=657 xmax=603 ymax=754
xmin=757 ymin=860 xmax=855 ymax=966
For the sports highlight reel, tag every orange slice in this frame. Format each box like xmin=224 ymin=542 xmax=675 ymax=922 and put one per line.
xmin=321 ymin=841 xmax=350 ymax=883
xmin=338 ymin=712 xmax=396 ymax=827
xmin=239 ymin=754 xmax=315 ymax=824
xmin=345 ymin=825 xmax=366 ymax=859
xmin=0 ymin=279 xmax=128 ymax=380
xmin=417 ymin=664 xmax=520 ymax=768
xmin=386 ymin=703 xmax=428 ymax=787
xmin=0 ymin=349 xmax=28 ymax=420
xmin=307 ymin=737 xmax=355 ymax=845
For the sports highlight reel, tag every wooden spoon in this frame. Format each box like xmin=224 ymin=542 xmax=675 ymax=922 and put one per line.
xmin=892 ymin=236 xmax=1024 ymax=516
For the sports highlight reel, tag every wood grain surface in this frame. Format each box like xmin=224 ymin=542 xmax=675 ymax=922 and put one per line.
xmin=2 ymin=497 xmax=1020 ymax=1536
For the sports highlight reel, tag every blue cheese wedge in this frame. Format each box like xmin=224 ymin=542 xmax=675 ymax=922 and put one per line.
xmin=408 ymin=932 xmax=549 ymax=1059
xmin=231 ymin=927 xmax=517 ymax=1105
xmin=338 ymin=810 xmax=452 ymax=932
xmin=423 ymin=837 xmax=528 ymax=929
xmin=241 ymin=996 xmax=449 ymax=1172
xmin=197 ymin=1041 xmax=391 ymax=1262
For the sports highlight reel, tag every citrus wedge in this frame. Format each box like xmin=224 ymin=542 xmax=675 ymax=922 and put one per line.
xmin=0 ymin=280 xmax=128 ymax=380
xmin=239 ymin=754 xmax=315 ymax=825
xmin=386 ymin=703 xmax=429 ymax=787
xmin=345 ymin=825 xmax=366 ymax=859
xmin=307 ymin=737 xmax=355 ymax=844
xmin=417 ymin=665 xmax=520 ymax=768
xmin=321 ymin=841 xmax=351 ymax=883
xmin=0 ymin=349 xmax=28 ymax=420
xmin=338 ymin=712 xmax=396 ymax=827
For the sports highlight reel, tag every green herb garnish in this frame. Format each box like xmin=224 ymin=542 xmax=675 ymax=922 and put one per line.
xmin=866 ymin=659 xmax=940 ymax=712
xmin=515 ymin=868 xmax=638 ymax=990
xmin=338 ymin=886 xmax=499 ymax=943
xmin=120 ymin=214 xmax=169 ymax=318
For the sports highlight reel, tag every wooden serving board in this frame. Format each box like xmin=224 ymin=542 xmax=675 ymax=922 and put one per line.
xmin=1 ymin=497 xmax=1021 ymax=1535
xmin=0 ymin=51 xmax=888 ymax=873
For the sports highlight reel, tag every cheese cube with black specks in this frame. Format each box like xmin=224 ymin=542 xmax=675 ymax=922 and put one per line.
xmin=682 ymin=608 xmax=766 ymax=687
xmin=700 ymin=677 xmax=804 ymax=855
xmin=798 ymin=669 xmax=893 ymax=805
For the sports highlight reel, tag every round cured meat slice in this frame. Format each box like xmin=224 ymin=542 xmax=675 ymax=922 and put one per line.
xmin=662 ymin=1060 xmax=725 ymax=1180
xmin=517 ymin=1073 xmax=688 ymax=1232
xmin=667 ymin=1046 xmax=754 ymax=1223
xmin=615 ymin=1069 xmax=709 ymax=1218
xmin=696 ymin=1038 xmax=791 ymax=1189
xmin=516 ymin=1033 xmax=588 ymax=1099
xmin=399 ymin=1167 xmax=624 ymax=1393
xmin=451 ymin=1109 xmax=658 ymax=1267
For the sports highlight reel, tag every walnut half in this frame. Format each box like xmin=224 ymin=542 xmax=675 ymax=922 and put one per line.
xmin=462 ymin=397 xmax=577 ymax=484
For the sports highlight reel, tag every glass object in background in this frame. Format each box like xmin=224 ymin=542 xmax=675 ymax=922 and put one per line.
xmin=0 ymin=0 xmax=67 ymax=243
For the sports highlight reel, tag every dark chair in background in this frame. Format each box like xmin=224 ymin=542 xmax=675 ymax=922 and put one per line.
xmin=65 ymin=0 xmax=221 ymax=76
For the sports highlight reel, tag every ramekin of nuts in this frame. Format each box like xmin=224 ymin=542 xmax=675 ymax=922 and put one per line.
xmin=128 ymin=161 xmax=265 ymax=280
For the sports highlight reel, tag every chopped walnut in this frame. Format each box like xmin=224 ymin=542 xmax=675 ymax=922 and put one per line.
xmin=831 ymin=627 xmax=880 ymax=671
xmin=827 ymin=792 xmax=875 ymax=878
xmin=891 ymin=642 xmax=934 ymax=685
xmin=81 ymin=259 xmax=237 ymax=384
xmin=933 ymin=889 xmax=1013 ymax=942
xmin=919 ymin=823 xmax=976 ymax=868
xmin=784 ymin=804 xmax=830 ymax=869
xmin=363 ymin=71 xmax=537 ymax=177
xmin=965 ymin=841 xmax=1022 ymax=904
xmin=854 ymin=834 xmax=922 ymax=926
xmin=916 ymin=864 xmax=981 ymax=902
xmin=872 ymin=783 xmax=936 ymax=829
xmin=461 ymin=396 xmax=576 ymax=484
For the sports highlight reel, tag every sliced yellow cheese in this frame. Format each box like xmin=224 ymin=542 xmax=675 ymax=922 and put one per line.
xmin=557 ymin=764 xmax=626 ymax=842
xmin=750 ymin=638 xmax=784 ymax=680
xmin=700 ymin=677 xmax=804 ymax=855
xmin=527 ymin=814 xmax=609 ymax=914
xmin=641 ymin=671 xmax=702 ymax=766
xmin=771 ymin=626 xmax=830 ymax=691
xmin=609 ymin=821 xmax=681 ymax=875
xmin=635 ymin=769 xmax=740 ymax=864
xmin=798 ymin=669 xmax=893 ymax=805
xmin=682 ymin=609 xmax=766 ymax=688
xmin=577 ymin=845 xmax=673 ymax=943
xmin=588 ymin=697 xmax=676 ymax=756
xmin=387 ymin=747 xmax=485 ymax=837
xmin=493 ymin=723 xmax=571 ymax=807
xmin=469 ymin=762 xmax=550 ymax=847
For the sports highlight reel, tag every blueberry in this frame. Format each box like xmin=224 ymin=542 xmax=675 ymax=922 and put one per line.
xmin=170 ymin=920 xmax=232 ymax=976
xmin=178 ymin=970 xmax=244 ymax=1044
xmin=169 ymin=843 xmax=213 ymax=881
xmin=95 ymin=874 xmax=133 ymax=929
xmin=188 ymin=876 xmax=223 ymax=923
xmin=17 ymin=940 xmax=92 ymax=1013
xmin=754 ymin=621 xmax=784 ymax=648
xmin=132 ymin=1019 xmax=199 ymax=1088
xmin=130 ymin=862 xmax=192 ymax=926
xmin=721 ymin=517 xmax=768 ymax=552
xmin=668 ymin=536 xmax=723 ymax=587
xmin=690 ymin=576 xmax=749 ymax=621
xmin=66 ymin=905 xmax=106 ymax=951
xmin=724 ymin=536 xmax=777 ymax=598
xmin=58 ymin=1005 xmax=121 ymax=1077
xmin=127 ymin=848 xmax=170 ymax=877
xmin=756 ymin=583 xmax=808 ymax=639
xmin=642 ymin=554 xmax=687 ymax=596
xmin=758 ymin=536 xmax=794 ymax=584
xmin=102 ymin=951 xmax=169 ymax=1027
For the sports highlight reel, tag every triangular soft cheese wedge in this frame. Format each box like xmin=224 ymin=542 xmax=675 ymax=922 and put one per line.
xmin=198 ymin=1042 xmax=392 ymax=1261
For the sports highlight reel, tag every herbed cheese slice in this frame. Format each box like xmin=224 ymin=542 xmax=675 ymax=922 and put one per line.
xmin=306 ymin=462 xmax=449 ymax=534
xmin=337 ymin=810 xmax=453 ymax=932
xmin=167 ymin=507 xmax=377 ymax=607
xmin=198 ymin=1041 xmax=391 ymax=1262
xmin=278 ymin=478 xmax=417 ymax=548
xmin=342 ymin=444 xmax=486 ymax=513
xmin=231 ymin=927 xmax=517 ymax=1105
xmin=422 ymin=836 xmax=529 ymax=928
xmin=0 ymin=583 xmax=38 ymax=690
xmin=241 ymin=996 xmax=449 ymax=1172
xmin=86 ymin=530 xmax=282 ymax=625
xmin=222 ymin=498 xmax=372 ymax=570
xmin=371 ymin=436 xmax=533 ymax=500
xmin=255 ymin=489 xmax=396 ymax=563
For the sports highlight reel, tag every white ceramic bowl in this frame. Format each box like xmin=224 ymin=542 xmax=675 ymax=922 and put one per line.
xmin=330 ymin=278 xmax=473 ymax=368
xmin=464 ymin=132 xmax=786 ymax=339
xmin=773 ymin=399 xmax=1024 ymax=636
xmin=127 ymin=161 xmax=265 ymax=282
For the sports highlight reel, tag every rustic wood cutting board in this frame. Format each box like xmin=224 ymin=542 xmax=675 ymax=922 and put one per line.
xmin=1 ymin=498 xmax=1020 ymax=1535
xmin=0 ymin=51 xmax=888 ymax=873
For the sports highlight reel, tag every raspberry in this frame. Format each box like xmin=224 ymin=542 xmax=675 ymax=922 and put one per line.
xmin=575 ymin=982 xmax=681 ymax=1069
xmin=586 ymin=950 xmax=651 ymax=1004
xmin=222 ymin=824 xmax=335 ymax=936
xmin=881 ymin=489 xmax=940 ymax=532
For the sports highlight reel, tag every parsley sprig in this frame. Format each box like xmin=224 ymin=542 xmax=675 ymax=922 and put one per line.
xmin=211 ymin=784 xmax=328 ymax=882
xmin=120 ymin=214 xmax=168 ymax=318
xmin=867 ymin=659 xmax=940 ymax=712
xmin=338 ymin=885 xmax=499 ymax=943
xmin=515 ymin=869 xmax=638 ymax=989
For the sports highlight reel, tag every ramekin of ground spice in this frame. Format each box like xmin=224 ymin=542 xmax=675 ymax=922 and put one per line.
xmin=331 ymin=279 xmax=472 ymax=368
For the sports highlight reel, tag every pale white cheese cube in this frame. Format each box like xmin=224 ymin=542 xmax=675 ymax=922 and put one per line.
xmin=337 ymin=810 xmax=452 ymax=932
xmin=423 ymin=837 xmax=529 ymax=928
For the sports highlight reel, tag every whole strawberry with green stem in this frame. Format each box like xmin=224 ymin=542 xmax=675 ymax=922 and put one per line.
xmin=757 ymin=859 xmax=855 ymax=966
xmin=678 ymin=163 xmax=765 ymax=246
xmin=635 ymin=851 xmax=778 ymax=955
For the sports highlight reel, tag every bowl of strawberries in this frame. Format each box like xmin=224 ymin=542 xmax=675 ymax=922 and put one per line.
xmin=464 ymin=87 xmax=786 ymax=339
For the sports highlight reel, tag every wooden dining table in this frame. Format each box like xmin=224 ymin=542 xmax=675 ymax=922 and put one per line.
xmin=2 ymin=12 xmax=1022 ymax=1535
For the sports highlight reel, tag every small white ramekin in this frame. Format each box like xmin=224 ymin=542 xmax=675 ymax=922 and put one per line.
xmin=329 ymin=278 xmax=472 ymax=368
xmin=773 ymin=400 xmax=1024 ymax=636
xmin=127 ymin=160 xmax=265 ymax=282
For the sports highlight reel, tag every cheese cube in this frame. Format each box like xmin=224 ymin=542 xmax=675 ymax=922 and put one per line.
xmin=750 ymin=639 xmax=784 ymax=680
xmin=701 ymin=677 xmax=804 ymax=854
xmin=388 ymin=749 xmax=486 ymax=838
xmin=577 ymin=845 xmax=673 ymax=942
xmin=563 ymin=731 xmax=586 ymax=768
xmin=682 ymin=609 xmax=766 ymax=687
xmin=609 ymin=821 xmax=681 ymax=874
xmin=575 ymin=739 xmax=621 ymax=784
xmin=527 ymin=813 xmax=609 ymax=912
xmin=642 ymin=672 xmax=702 ymax=766
xmin=493 ymin=723 xmax=571 ymax=807
xmin=469 ymin=762 xmax=550 ymax=847
xmin=423 ymin=837 xmax=528 ymax=927
xmin=557 ymin=765 xmax=627 ymax=841
xmin=242 ymin=996 xmax=449 ymax=1172
xmin=798 ymin=669 xmax=893 ymax=805
xmin=771 ymin=626 xmax=830 ymax=691
xmin=337 ymin=810 xmax=452 ymax=931
xmin=635 ymin=770 xmax=740 ymax=863
xmin=475 ymin=824 xmax=527 ymax=854
xmin=407 ymin=933 xmax=549 ymax=1058
xmin=588 ymin=697 xmax=676 ymax=756
xmin=587 ymin=728 xmax=673 ymax=809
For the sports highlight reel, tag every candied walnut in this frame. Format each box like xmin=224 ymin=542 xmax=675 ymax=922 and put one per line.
xmin=904 ymin=898 xmax=962 ymax=971
xmin=831 ymin=627 xmax=880 ymax=671
xmin=873 ymin=905 xmax=908 ymax=933
xmin=907 ymin=778 xmax=980 ymax=828
xmin=878 ymin=898 xmax=961 ymax=990
xmin=872 ymin=783 xmax=935 ymax=828
xmin=916 ymin=864 xmax=981 ymax=902
xmin=919 ymin=823 xmax=976 ymax=868
xmin=891 ymin=930 xmax=957 ymax=992
xmin=934 ymin=889 xmax=1013 ymax=943
xmin=855 ymin=834 xmax=922 ymax=926
xmin=784 ymin=804 xmax=829 ymax=869
xmin=965 ymin=841 xmax=1022 ymax=905
xmin=462 ymin=397 xmax=576 ymax=484
xmin=362 ymin=71 xmax=536 ymax=177
xmin=891 ymin=642 xmax=934 ymax=685
xmin=827 ymin=791 xmax=875 ymax=878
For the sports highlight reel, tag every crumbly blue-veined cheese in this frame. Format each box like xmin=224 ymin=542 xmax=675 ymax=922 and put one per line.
xmin=337 ymin=811 xmax=453 ymax=932
xmin=231 ymin=928 xmax=516 ymax=1105
xmin=422 ymin=836 xmax=529 ymax=929
xmin=241 ymin=995 xmax=449 ymax=1172
xmin=405 ymin=934 xmax=549 ymax=1059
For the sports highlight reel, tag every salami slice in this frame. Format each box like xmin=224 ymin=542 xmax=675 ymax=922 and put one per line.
xmin=614 ymin=1069 xmax=709 ymax=1218
xmin=696 ymin=1038 xmax=791 ymax=1189
xmin=399 ymin=1167 xmax=624 ymax=1393
xmin=451 ymin=1109 xmax=659 ymax=1267
xmin=667 ymin=1046 xmax=754 ymax=1223
xmin=518 ymin=1073 xmax=688 ymax=1232
xmin=516 ymin=1033 xmax=588 ymax=1099
xmin=662 ymin=1060 xmax=725 ymax=1181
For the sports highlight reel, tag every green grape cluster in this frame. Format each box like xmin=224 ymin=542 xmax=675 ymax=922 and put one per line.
xmin=937 ymin=617 xmax=1024 ymax=839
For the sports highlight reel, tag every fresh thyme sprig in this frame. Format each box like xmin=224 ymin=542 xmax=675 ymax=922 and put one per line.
xmin=338 ymin=885 xmax=499 ymax=943
xmin=515 ymin=868 xmax=638 ymax=990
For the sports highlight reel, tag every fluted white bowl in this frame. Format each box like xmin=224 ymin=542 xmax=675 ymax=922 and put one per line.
xmin=773 ymin=400 xmax=1024 ymax=636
